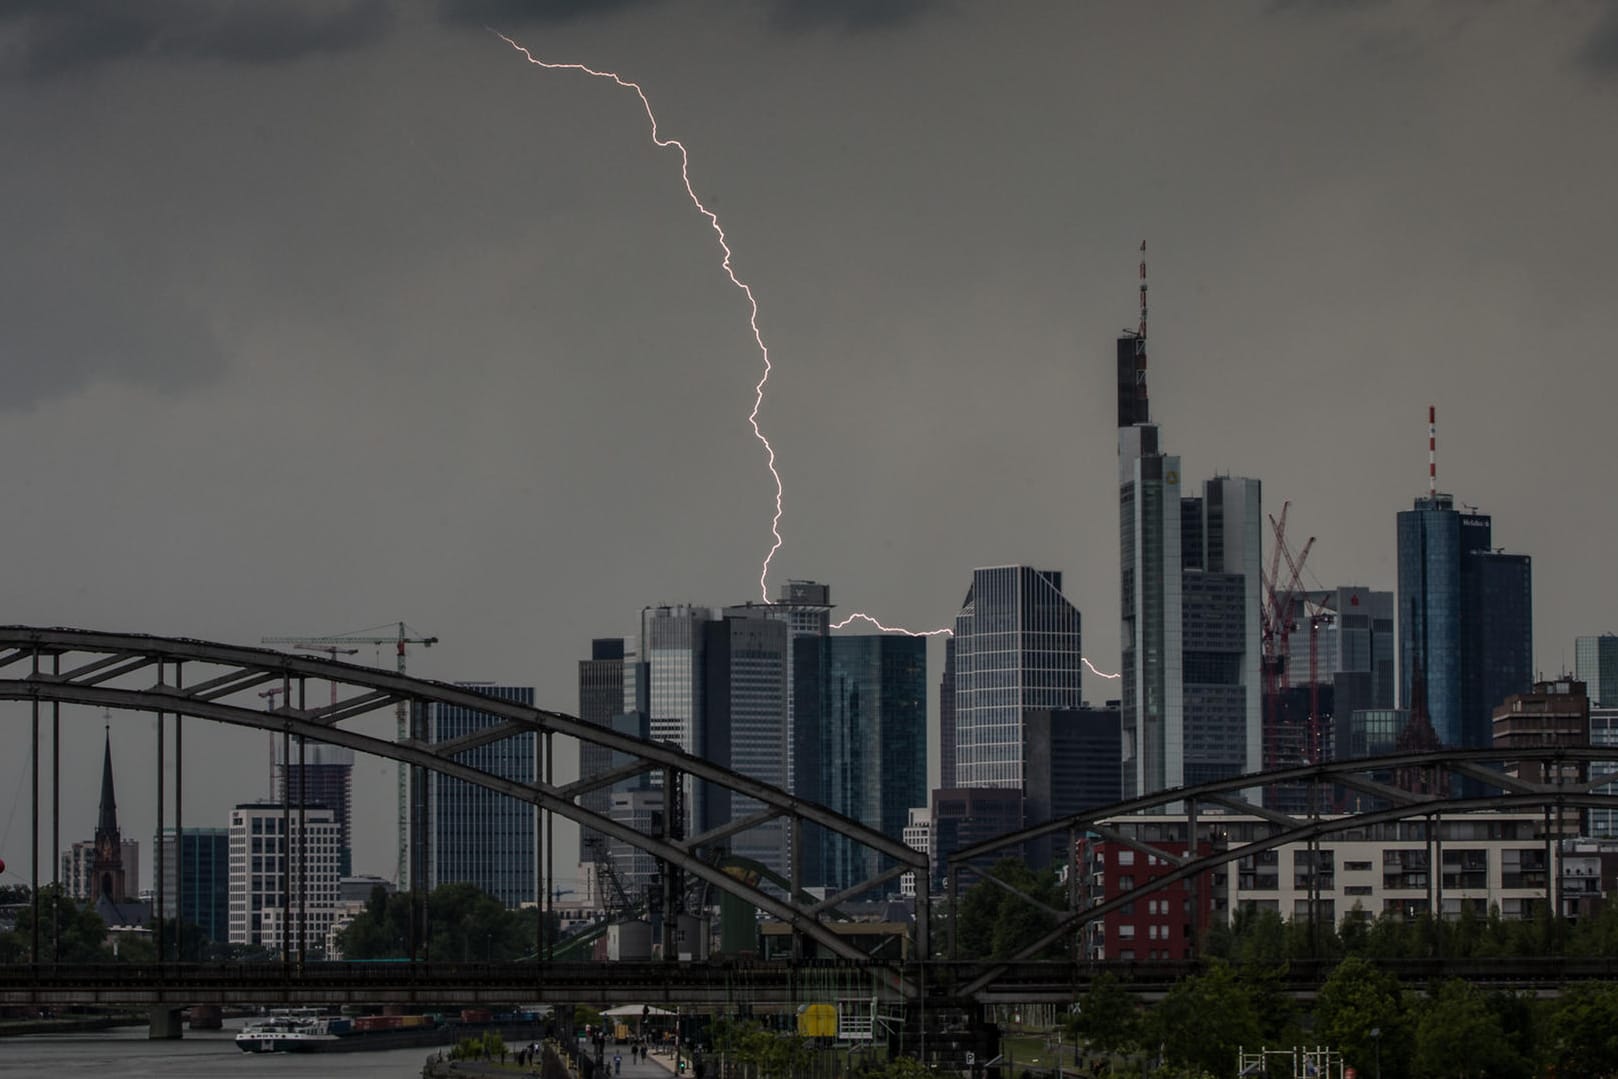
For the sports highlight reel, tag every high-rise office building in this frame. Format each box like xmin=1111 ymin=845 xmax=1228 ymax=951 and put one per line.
xmin=637 ymin=603 xmax=793 ymax=874
xmin=228 ymin=802 xmax=340 ymax=951
xmin=816 ymin=634 xmax=927 ymax=891
xmin=1117 ymin=328 xmax=1262 ymax=795
xmin=1576 ymin=635 xmax=1618 ymax=707
xmin=939 ymin=635 xmax=958 ymax=790
xmin=155 ymin=827 xmax=231 ymax=943
xmin=1179 ymin=476 xmax=1263 ymax=785
xmin=1118 ymin=327 xmax=1181 ymax=800
xmin=427 ymin=684 xmax=535 ymax=908
xmin=702 ymin=614 xmax=791 ymax=875
xmin=274 ymin=742 xmax=355 ymax=877
xmin=1023 ymin=705 xmax=1123 ymax=865
xmin=578 ymin=638 xmax=628 ymax=874
xmin=952 ymin=565 xmax=1084 ymax=789
xmin=1397 ymin=494 xmax=1533 ymax=749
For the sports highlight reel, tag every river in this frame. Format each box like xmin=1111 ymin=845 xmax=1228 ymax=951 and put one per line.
xmin=1 ymin=1020 xmax=432 ymax=1078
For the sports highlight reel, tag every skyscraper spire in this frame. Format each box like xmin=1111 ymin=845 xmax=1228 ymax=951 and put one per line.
xmin=97 ymin=726 xmax=118 ymax=839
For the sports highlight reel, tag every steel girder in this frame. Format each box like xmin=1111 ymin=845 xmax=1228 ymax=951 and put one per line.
xmin=948 ymin=747 xmax=1618 ymax=998
xmin=0 ymin=626 xmax=927 ymax=972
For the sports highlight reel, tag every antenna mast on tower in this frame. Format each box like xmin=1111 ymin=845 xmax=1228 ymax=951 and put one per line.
xmin=1428 ymin=405 xmax=1437 ymax=497
xmin=1139 ymin=240 xmax=1149 ymax=340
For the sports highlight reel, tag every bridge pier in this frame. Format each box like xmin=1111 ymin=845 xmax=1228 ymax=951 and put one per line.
xmin=148 ymin=1006 xmax=183 ymax=1040
xmin=189 ymin=1004 xmax=222 ymax=1030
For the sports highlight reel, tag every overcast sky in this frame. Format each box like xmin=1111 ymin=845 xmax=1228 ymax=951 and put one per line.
xmin=2 ymin=0 xmax=1616 ymax=892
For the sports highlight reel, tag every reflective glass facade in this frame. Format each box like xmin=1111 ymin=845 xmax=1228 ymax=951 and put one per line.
xmin=1119 ymin=423 xmax=1183 ymax=799
xmin=818 ymin=634 xmax=926 ymax=891
xmin=428 ymin=684 xmax=535 ymax=908
xmin=1577 ymin=636 xmax=1618 ymax=708
xmin=1397 ymin=495 xmax=1533 ymax=749
xmin=953 ymin=565 xmax=1084 ymax=788
xmin=155 ymin=827 xmax=231 ymax=943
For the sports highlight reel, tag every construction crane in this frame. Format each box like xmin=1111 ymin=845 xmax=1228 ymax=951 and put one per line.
xmin=294 ymin=645 xmax=359 ymax=707
xmin=260 ymin=623 xmax=438 ymax=887
xmin=1260 ymin=503 xmax=1316 ymax=771
xmin=260 ymin=685 xmax=289 ymax=798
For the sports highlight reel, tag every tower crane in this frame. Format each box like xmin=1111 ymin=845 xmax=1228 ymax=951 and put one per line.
xmin=293 ymin=645 xmax=360 ymax=707
xmin=260 ymin=623 xmax=439 ymax=887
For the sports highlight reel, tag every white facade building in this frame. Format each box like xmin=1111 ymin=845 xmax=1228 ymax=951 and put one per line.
xmin=900 ymin=807 xmax=932 ymax=899
xmin=228 ymin=802 xmax=340 ymax=953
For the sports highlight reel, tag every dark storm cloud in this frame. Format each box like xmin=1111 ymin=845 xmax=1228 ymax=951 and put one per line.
xmin=768 ymin=0 xmax=949 ymax=34
xmin=0 ymin=255 xmax=222 ymax=411
xmin=1578 ymin=5 xmax=1618 ymax=75
xmin=435 ymin=0 xmax=661 ymax=27
xmin=0 ymin=0 xmax=393 ymax=80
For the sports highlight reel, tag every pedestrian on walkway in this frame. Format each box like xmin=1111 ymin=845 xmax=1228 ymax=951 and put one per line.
xmin=615 ymin=1051 xmax=623 ymax=1076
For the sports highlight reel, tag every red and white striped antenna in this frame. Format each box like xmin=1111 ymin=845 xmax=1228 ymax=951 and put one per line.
xmin=1428 ymin=405 xmax=1437 ymax=497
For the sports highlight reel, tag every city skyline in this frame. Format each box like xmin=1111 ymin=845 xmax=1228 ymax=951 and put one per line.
xmin=2 ymin=2 xmax=1617 ymax=885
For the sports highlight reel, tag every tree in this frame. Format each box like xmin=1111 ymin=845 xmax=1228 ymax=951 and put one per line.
xmin=1145 ymin=960 xmax=1262 ymax=1078
xmin=954 ymin=859 xmax=1063 ymax=960
xmin=1412 ymin=979 xmax=1529 ymax=1079
xmin=1313 ymin=956 xmax=1411 ymax=1079
xmin=1543 ymin=981 xmax=1618 ymax=1078
xmin=1070 ymin=972 xmax=1143 ymax=1056
xmin=0 ymin=885 xmax=111 ymax=962
xmin=335 ymin=881 xmax=545 ymax=960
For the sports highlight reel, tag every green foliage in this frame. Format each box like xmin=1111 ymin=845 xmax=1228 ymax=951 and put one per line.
xmin=874 ymin=1055 xmax=929 ymax=1079
xmin=1543 ymin=981 xmax=1618 ymax=1078
xmin=1071 ymin=972 xmax=1143 ymax=1056
xmin=954 ymin=858 xmax=1065 ymax=960
xmin=1145 ymin=960 xmax=1263 ymax=1078
xmin=0 ymin=884 xmax=112 ymax=962
xmin=1411 ymin=979 xmax=1530 ymax=1079
xmin=335 ymin=880 xmax=552 ymax=960
xmin=1314 ymin=956 xmax=1411 ymax=1079
xmin=716 ymin=1020 xmax=812 ymax=1079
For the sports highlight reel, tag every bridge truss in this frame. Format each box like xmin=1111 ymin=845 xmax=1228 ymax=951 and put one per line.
xmin=948 ymin=746 xmax=1618 ymax=998
xmin=0 ymin=626 xmax=928 ymax=979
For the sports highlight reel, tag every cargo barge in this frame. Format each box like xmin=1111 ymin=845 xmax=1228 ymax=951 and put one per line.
xmin=236 ymin=1008 xmax=547 ymax=1053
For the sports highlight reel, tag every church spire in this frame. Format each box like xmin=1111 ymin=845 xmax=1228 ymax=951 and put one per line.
xmin=97 ymin=726 xmax=118 ymax=839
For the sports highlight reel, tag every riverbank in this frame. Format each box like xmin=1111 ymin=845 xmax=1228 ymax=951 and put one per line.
xmin=0 ymin=1012 xmax=146 ymax=1037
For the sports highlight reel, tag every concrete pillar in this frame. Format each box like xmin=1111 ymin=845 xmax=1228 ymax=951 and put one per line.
xmin=188 ymin=1005 xmax=223 ymax=1030
xmin=148 ymin=1006 xmax=184 ymax=1040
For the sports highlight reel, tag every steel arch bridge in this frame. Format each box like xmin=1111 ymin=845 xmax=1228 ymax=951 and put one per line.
xmin=947 ymin=745 xmax=1618 ymax=998
xmin=0 ymin=625 xmax=930 ymax=974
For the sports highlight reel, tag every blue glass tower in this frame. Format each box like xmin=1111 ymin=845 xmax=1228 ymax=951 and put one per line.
xmin=428 ymin=684 xmax=535 ymax=908
xmin=156 ymin=826 xmax=231 ymax=944
xmin=1397 ymin=494 xmax=1532 ymax=749
xmin=818 ymin=634 xmax=927 ymax=891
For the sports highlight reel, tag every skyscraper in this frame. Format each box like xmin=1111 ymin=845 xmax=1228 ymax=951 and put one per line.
xmin=952 ymin=565 xmax=1085 ymax=789
xmin=155 ymin=827 xmax=231 ymax=944
xmin=939 ymin=635 xmax=958 ymax=790
xmin=1397 ymin=494 xmax=1533 ymax=749
xmin=702 ymin=613 xmax=790 ymax=875
xmin=274 ymin=742 xmax=355 ymax=877
xmin=1576 ymin=635 xmax=1618 ymax=707
xmin=817 ymin=634 xmax=927 ymax=891
xmin=1117 ymin=326 xmax=1262 ymax=795
xmin=577 ymin=638 xmax=628 ymax=871
xmin=427 ymin=684 xmax=535 ymax=908
xmin=1118 ymin=334 xmax=1182 ymax=799
xmin=1023 ymin=705 xmax=1123 ymax=866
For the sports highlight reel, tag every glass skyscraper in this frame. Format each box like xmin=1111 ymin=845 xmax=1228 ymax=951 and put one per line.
xmin=953 ymin=565 xmax=1085 ymax=789
xmin=1576 ymin=635 xmax=1618 ymax=707
xmin=1396 ymin=494 xmax=1532 ymax=749
xmin=428 ymin=684 xmax=535 ymax=908
xmin=817 ymin=634 xmax=926 ymax=890
xmin=1117 ymin=330 xmax=1262 ymax=796
xmin=155 ymin=827 xmax=231 ymax=944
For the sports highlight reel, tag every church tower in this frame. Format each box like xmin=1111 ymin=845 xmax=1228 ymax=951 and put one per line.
xmin=92 ymin=728 xmax=127 ymax=902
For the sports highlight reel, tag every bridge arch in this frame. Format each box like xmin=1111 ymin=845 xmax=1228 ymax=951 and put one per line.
xmin=0 ymin=626 xmax=928 ymax=966
xmin=948 ymin=746 xmax=1618 ymax=996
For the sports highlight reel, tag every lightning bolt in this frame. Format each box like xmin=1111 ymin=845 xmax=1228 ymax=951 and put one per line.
xmin=831 ymin=614 xmax=955 ymax=638
xmin=495 ymin=30 xmax=783 ymax=603
xmin=495 ymin=32 xmax=1122 ymax=682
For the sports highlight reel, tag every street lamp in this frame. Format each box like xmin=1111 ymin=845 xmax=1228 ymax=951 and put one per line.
xmin=1369 ymin=1027 xmax=1382 ymax=1079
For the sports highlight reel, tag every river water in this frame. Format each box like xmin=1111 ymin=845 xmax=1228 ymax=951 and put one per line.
xmin=1 ymin=1020 xmax=431 ymax=1078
